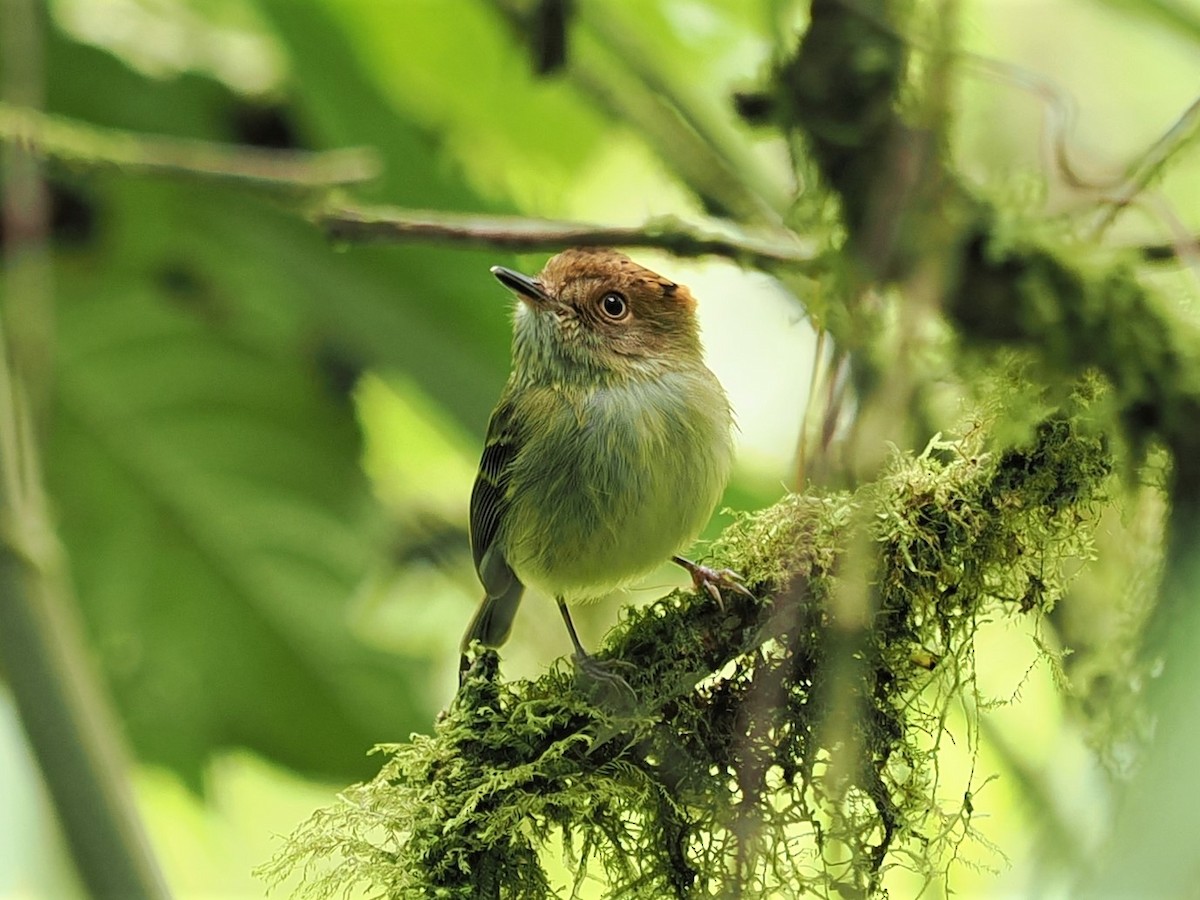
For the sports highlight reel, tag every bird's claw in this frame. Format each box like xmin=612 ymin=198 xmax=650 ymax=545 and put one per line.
xmin=675 ymin=557 xmax=754 ymax=610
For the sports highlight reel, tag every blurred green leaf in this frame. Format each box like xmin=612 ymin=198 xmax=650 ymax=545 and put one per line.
xmin=292 ymin=0 xmax=608 ymax=203
xmin=33 ymin=14 xmax=522 ymax=784
xmin=47 ymin=261 xmax=430 ymax=787
xmin=43 ymin=17 xmax=513 ymax=433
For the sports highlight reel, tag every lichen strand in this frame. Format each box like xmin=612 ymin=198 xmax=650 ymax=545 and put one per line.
xmin=261 ymin=419 xmax=1110 ymax=899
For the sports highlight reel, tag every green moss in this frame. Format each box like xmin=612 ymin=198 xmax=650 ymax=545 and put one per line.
xmin=955 ymin=220 xmax=1200 ymax=471
xmin=260 ymin=412 xmax=1110 ymax=899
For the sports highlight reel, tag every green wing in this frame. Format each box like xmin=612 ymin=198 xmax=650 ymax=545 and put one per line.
xmin=464 ymin=393 xmax=527 ymax=650
xmin=469 ymin=394 xmax=522 ymax=600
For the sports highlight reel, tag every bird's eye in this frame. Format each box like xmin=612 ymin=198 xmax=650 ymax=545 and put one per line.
xmin=599 ymin=291 xmax=628 ymax=320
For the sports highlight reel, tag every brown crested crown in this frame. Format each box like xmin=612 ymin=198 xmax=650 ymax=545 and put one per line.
xmin=537 ymin=248 xmax=698 ymax=314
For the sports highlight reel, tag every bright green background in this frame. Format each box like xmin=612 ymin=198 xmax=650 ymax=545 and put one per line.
xmin=1 ymin=0 xmax=1197 ymax=896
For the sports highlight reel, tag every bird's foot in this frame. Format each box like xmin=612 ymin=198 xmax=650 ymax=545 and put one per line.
xmin=572 ymin=652 xmax=638 ymax=708
xmin=672 ymin=555 xmax=754 ymax=610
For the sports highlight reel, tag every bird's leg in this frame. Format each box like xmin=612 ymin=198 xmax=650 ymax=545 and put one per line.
xmin=672 ymin=555 xmax=754 ymax=610
xmin=556 ymin=596 xmax=590 ymax=660
xmin=556 ymin=597 xmax=636 ymax=702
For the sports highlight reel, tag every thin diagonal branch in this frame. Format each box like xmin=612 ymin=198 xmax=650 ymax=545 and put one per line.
xmin=1095 ymin=0 xmax=1200 ymax=44
xmin=315 ymin=202 xmax=818 ymax=271
xmin=571 ymin=3 xmax=792 ymax=218
xmin=1094 ymin=94 xmax=1200 ymax=237
xmin=488 ymin=0 xmax=788 ymax=227
xmin=0 ymin=101 xmax=380 ymax=191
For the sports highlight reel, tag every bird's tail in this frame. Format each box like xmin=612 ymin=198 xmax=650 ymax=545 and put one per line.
xmin=460 ymin=581 xmax=525 ymax=652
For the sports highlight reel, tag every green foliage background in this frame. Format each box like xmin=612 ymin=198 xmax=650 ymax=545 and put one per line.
xmin=0 ymin=0 xmax=1198 ymax=897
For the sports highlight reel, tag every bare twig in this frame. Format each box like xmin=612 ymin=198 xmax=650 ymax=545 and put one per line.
xmin=316 ymin=202 xmax=818 ymax=270
xmin=1139 ymin=234 xmax=1200 ymax=264
xmin=0 ymin=101 xmax=380 ymax=191
xmin=794 ymin=327 xmax=828 ymax=488
xmin=960 ymin=56 xmax=1200 ymax=248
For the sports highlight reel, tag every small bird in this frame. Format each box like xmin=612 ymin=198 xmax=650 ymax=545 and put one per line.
xmin=461 ymin=248 xmax=742 ymax=681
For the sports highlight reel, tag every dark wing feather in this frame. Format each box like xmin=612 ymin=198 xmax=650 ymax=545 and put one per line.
xmin=469 ymin=394 xmax=521 ymax=596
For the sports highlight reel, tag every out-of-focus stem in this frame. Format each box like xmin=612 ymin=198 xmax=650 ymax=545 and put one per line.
xmin=0 ymin=101 xmax=381 ymax=191
xmin=0 ymin=1 xmax=171 ymax=897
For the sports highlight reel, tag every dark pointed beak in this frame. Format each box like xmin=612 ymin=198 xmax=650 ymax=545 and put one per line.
xmin=490 ymin=265 xmax=553 ymax=307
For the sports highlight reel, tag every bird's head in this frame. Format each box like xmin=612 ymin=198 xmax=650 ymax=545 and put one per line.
xmin=493 ymin=248 xmax=704 ymax=383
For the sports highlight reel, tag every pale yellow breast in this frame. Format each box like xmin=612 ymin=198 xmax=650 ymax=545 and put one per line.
xmin=500 ymin=369 xmax=734 ymax=602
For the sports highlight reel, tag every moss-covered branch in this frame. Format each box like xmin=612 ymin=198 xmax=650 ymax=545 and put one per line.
xmin=261 ymin=415 xmax=1110 ymax=898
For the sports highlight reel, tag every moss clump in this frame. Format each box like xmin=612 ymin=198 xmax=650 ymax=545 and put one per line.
xmin=260 ymin=415 xmax=1110 ymax=899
